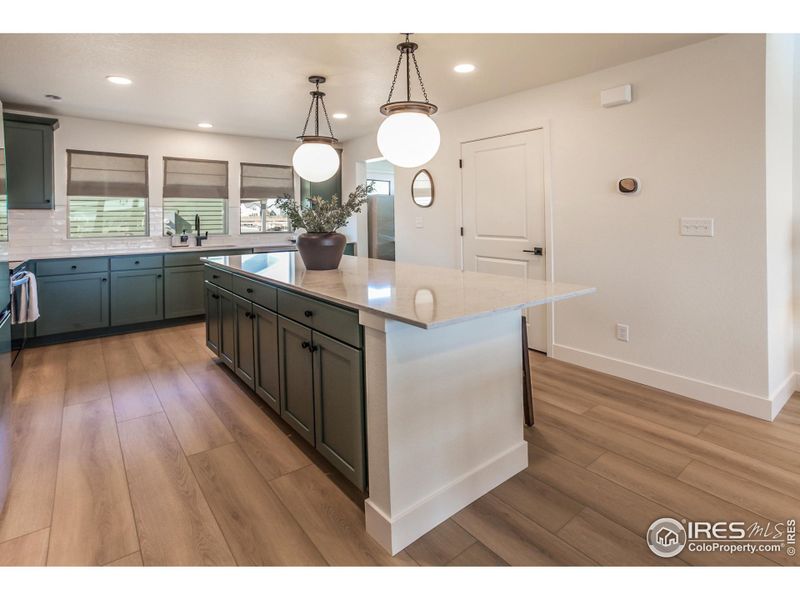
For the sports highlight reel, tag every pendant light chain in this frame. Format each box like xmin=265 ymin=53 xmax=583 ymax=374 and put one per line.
xmin=298 ymin=77 xmax=336 ymax=141
xmin=385 ymin=33 xmax=431 ymax=106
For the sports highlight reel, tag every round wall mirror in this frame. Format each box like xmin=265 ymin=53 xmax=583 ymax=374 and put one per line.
xmin=411 ymin=169 xmax=434 ymax=208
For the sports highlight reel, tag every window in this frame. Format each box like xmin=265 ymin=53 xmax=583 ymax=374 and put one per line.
xmin=240 ymin=163 xmax=293 ymax=233
xmin=367 ymin=178 xmax=391 ymax=195
xmin=163 ymin=157 xmax=228 ymax=235
xmin=67 ymin=150 xmax=148 ymax=238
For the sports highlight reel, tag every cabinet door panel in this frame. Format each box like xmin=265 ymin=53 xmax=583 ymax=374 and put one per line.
xmin=218 ymin=289 xmax=236 ymax=369
xmin=254 ymin=305 xmax=280 ymax=414
xmin=205 ymin=282 xmax=221 ymax=356
xmin=312 ymin=331 xmax=365 ymax=490
xmin=165 ymin=265 xmax=205 ymax=318
xmin=36 ymin=273 xmax=109 ymax=335
xmin=4 ymin=120 xmax=53 ymax=209
xmin=110 ymin=268 xmax=164 ymax=326
xmin=278 ymin=317 xmax=314 ymax=444
xmin=233 ymin=296 xmax=255 ymax=389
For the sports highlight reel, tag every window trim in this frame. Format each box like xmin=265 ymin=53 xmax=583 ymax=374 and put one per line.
xmin=162 ymin=156 xmax=229 ymax=235
xmin=239 ymin=162 xmax=294 ymax=235
xmin=66 ymin=149 xmax=150 ymax=239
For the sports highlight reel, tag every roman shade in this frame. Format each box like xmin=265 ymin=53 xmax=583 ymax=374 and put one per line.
xmin=240 ymin=163 xmax=293 ymax=198
xmin=164 ymin=157 xmax=228 ymax=199
xmin=67 ymin=150 xmax=148 ymax=198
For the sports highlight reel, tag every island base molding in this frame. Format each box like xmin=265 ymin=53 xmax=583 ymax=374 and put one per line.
xmin=360 ymin=309 xmax=528 ymax=556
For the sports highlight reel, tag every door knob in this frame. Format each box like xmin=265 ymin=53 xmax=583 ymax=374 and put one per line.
xmin=523 ymin=247 xmax=544 ymax=256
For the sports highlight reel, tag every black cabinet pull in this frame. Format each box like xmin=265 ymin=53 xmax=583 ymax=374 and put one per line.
xmin=101 ymin=277 xmax=108 ymax=282
xmin=246 ymin=288 xmax=254 ymax=294
xmin=71 ymin=265 xmax=77 ymax=270
xmin=212 ymin=293 xmax=220 ymax=299
xmin=308 ymin=345 xmax=318 ymax=353
xmin=304 ymin=310 xmax=313 ymax=318
xmin=134 ymin=260 xmax=140 ymax=264
xmin=157 ymin=274 xmax=162 ymax=278
xmin=45 ymin=198 xmax=51 ymax=203
xmin=301 ymin=341 xmax=310 ymax=349
xmin=250 ymin=313 xmax=256 ymax=320
xmin=212 ymin=274 xmax=219 ymax=279
xmin=245 ymin=311 xmax=251 ymax=318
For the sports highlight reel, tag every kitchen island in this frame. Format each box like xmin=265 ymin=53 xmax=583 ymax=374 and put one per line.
xmin=202 ymin=252 xmax=594 ymax=555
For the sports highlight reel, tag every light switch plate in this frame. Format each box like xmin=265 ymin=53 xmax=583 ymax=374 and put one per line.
xmin=615 ymin=323 xmax=630 ymax=342
xmin=680 ymin=217 xmax=714 ymax=237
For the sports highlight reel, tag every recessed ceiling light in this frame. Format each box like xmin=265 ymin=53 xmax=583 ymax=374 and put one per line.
xmin=197 ymin=122 xmax=213 ymax=129
xmin=106 ymin=75 xmax=132 ymax=85
xmin=44 ymin=94 xmax=62 ymax=102
xmin=332 ymin=113 xmax=348 ymax=120
xmin=454 ymin=64 xmax=476 ymax=74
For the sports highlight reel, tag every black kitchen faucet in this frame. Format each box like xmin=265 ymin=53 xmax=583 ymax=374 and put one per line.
xmin=194 ymin=213 xmax=208 ymax=246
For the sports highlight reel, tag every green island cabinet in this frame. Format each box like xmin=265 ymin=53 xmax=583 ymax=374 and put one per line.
xmin=204 ymin=265 xmax=366 ymax=490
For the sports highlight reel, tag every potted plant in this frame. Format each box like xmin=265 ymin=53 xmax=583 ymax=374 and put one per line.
xmin=275 ymin=184 xmax=372 ymax=270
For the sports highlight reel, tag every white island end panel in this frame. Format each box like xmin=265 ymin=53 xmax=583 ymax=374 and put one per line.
xmin=361 ymin=308 xmax=528 ymax=555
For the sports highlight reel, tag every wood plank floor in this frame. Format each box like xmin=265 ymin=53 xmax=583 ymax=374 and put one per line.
xmin=0 ymin=323 xmax=798 ymax=566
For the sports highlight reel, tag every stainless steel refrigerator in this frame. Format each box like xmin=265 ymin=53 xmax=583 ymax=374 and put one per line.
xmin=0 ymin=100 xmax=11 ymax=513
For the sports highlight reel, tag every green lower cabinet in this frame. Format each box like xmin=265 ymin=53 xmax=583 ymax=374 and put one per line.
xmin=254 ymin=305 xmax=280 ymax=414
xmin=312 ymin=331 xmax=365 ymax=489
xmin=278 ymin=316 xmax=315 ymax=444
xmin=110 ymin=268 xmax=164 ymax=326
xmin=165 ymin=265 xmax=205 ymax=318
xmin=36 ymin=272 xmax=110 ymax=336
xmin=233 ymin=295 xmax=256 ymax=389
xmin=205 ymin=282 xmax=222 ymax=355
xmin=218 ymin=289 xmax=236 ymax=369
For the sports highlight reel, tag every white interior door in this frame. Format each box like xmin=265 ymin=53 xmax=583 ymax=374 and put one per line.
xmin=461 ymin=129 xmax=548 ymax=351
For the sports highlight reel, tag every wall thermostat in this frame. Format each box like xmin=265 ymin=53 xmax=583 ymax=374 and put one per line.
xmin=617 ymin=177 xmax=640 ymax=194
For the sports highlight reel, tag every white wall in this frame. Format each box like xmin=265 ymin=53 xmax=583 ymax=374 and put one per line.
xmin=8 ymin=114 xmax=299 ymax=261
xmin=765 ymin=34 xmax=796 ymax=415
xmin=344 ymin=34 xmax=791 ymax=419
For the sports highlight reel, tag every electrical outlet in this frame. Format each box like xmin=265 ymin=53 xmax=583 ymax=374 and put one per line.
xmin=615 ymin=323 xmax=630 ymax=342
xmin=680 ymin=217 xmax=714 ymax=237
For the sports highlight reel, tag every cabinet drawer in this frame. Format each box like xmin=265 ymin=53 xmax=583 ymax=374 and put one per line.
xmin=277 ymin=289 xmax=361 ymax=348
xmin=204 ymin=266 xmax=232 ymax=290
xmin=110 ymin=254 xmax=163 ymax=271
xmin=232 ymin=274 xmax=277 ymax=311
xmin=37 ymin=257 xmax=109 ymax=276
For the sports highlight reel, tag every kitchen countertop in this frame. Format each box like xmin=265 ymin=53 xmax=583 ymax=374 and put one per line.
xmin=204 ymin=252 xmax=595 ymax=329
xmin=9 ymin=241 xmax=296 ymax=270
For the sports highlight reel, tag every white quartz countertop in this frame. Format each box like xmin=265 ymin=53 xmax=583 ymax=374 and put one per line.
xmin=9 ymin=242 xmax=296 ymax=269
xmin=204 ymin=253 xmax=595 ymax=329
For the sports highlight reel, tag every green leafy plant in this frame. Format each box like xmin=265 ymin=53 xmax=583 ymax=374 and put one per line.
xmin=274 ymin=184 xmax=373 ymax=233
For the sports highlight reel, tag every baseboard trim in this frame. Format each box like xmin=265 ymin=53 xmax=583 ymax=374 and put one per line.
xmin=550 ymin=344 xmax=779 ymax=421
xmin=770 ymin=372 xmax=799 ymax=420
xmin=365 ymin=441 xmax=528 ymax=555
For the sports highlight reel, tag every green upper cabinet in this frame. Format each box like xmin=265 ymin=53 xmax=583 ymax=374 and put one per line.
xmin=165 ymin=265 xmax=205 ymax=318
xmin=110 ymin=268 xmax=164 ymax=326
xmin=300 ymin=149 xmax=342 ymax=203
xmin=3 ymin=114 xmax=57 ymax=209
xmin=36 ymin=272 xmax=109 ymax=336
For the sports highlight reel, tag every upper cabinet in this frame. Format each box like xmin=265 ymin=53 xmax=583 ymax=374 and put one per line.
xmin=3 ymin=113 xmax=58 ymax=209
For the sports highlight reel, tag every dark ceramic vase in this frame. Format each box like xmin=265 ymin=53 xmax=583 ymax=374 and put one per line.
xmin=296 ymin=232 xmax=347 ymax=270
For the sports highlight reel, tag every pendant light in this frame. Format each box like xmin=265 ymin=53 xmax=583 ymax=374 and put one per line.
xmin=377 ymin=34 xmax=440 ymax=169
xmin=292 ymin=76 xmax=340 ymax=183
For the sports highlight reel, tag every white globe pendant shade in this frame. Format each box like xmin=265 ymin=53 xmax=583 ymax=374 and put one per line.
xmin=292 ymin=141 xmax=340 ymax=182
xmin=377 ymin=111 xmax=440 ymax=168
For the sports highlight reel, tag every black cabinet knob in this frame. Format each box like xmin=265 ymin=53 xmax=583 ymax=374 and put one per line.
xmin=246 ymin=288 xmax=254 ymax=294
xmin=301 ymin=341 xmax=310 ymax=349
xmin=212 ymin=293 xmax=219 ymax=299
xmin=101 ymin=277 xmax=108 ymax=282
xmin=134 ymin=260 xmax=140 ymax=264
xmin=304 ymin=310 xmax=313 ymax=318
xmin=309 ymin=345 xmax=318 ymax=353
xmin=212 ymin=274 xmax=219 ymax=279
xmin=250 ymin=313 xmax=256 ymax=320
xmin=71 ymin=265 xmax=77 ymax=270
xmin=157 ymin=274 xmax=162 ymax=278
xmin=245 ymin=311 xmax=251 ymax=318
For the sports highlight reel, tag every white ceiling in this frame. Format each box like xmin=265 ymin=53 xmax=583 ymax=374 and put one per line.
xmin=0 ymin=33 xmax=717 ymax=141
